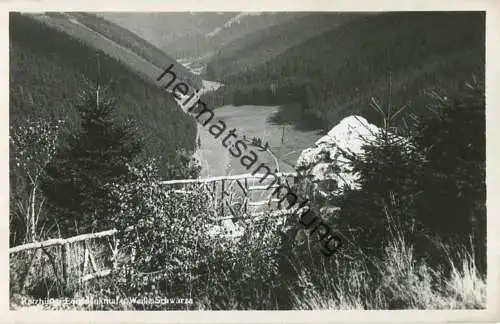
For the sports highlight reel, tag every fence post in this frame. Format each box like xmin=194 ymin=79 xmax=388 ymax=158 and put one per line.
xmin=220 ymin=179 xmax=225 ymax=218
xmin=244 ymin=177 xmax=248 ymax=214
xmin=20 ymin=248 xmax=40 ymax=294
xmin=112 ymin=237 xmax=119 ymax=271
xmin=61 ymin=243 xmax=69 ymax=289
xmin=82 ymin=241 xmax=89 ymax=277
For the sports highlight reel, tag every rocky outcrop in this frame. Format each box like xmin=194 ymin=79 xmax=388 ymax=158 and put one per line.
xmin=295 ymin=115 xmax=399 ymax=197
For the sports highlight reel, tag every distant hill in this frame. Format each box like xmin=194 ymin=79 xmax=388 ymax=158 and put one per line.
xmin=206 ymin=13 xmax=368 ymax=80
xmin=203 ymin=12 xmax=485 ymax=131
xmin=98 ymin=12 xmax=307 ymax=61
xmin=29 ymin=12 xmax=202 ymax=89
xmin=10 ymin=12 xmax=197 ymax=175
xmin=97 ymin=12 xmax=237 ymax=59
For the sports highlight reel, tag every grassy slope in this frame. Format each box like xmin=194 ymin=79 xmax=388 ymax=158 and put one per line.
xmin=10 ymin=13 xmax=196 ymax=172
xmin=208 ymin=12 xmax=485 ymax=130
xmin=29 ymin=12 xmax=201 ymax=89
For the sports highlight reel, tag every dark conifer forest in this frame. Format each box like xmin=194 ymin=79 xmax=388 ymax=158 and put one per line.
xmin=203 ymin=12 xmax=485 ymax=131
xmin=10 ymin=13 xmax=197 ymax=169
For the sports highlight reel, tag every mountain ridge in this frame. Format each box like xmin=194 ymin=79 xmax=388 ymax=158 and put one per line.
xmin=98 ymin=12 xmax=308 ymax=61
xmin=206 ymin=13 xmax=369 ymax=80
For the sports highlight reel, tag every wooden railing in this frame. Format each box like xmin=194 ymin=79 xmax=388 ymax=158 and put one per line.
xmin=9 ymin=227 xmax=128 ymax=293
xmin=159 ymin=172 xmax=297 ymax=220
xmin=9 ymin=172 xmax=298 ymax=289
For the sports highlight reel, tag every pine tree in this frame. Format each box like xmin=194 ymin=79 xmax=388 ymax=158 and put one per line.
xmin=413 ymin=78 xmax=486 ymax=273
xmin=41 ymin=85 xmax=142 ymax=236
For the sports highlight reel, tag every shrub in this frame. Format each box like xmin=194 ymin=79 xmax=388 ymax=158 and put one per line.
xmin=106 ymin=159 xmax=289 ymax=310
xmin=109 ymin=159 xmax=214 ymax=310
xmin=164 ymin=149 xmax=201 ymax=180
xmin=9 ymin=117 xmax=66 ymax=245
xmin=196 ymin=215 xmax=286 ymax=309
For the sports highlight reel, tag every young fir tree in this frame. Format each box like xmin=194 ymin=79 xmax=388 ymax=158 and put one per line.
xmin=41 ymin=85 xmax=142 ymax=236
xmin=413 ymin=79 xmax=486 ymax=273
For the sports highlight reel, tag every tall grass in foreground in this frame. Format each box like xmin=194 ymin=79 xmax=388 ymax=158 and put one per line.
xmin=10 ymin=210 xmax=486 ymax=310
xmin=290 ymin=211 xmax=486 ymax=310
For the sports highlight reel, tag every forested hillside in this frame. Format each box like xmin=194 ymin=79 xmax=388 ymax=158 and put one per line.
xmin=27 ymin=12 xmax=201 ymax=89
xmin=10 ymin=13 xmax=197 ymax=172
xmin=206 ymin=13 xmax=368 ymax=80
xmin=204 ymin=12 xmax=485 ymax=130
xmin=99 ymin=12 xmax=307 ymax=60
xmin=44 ymin=12 xmax=202 ymax=88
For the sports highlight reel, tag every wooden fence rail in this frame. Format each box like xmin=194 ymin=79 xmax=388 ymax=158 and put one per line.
xmin=9 ymin=227 xmax=133 ymax=254
xmin=9 ymin=172 xmax=298 ymax=289
xmin=9 ymin=226 xmax=134 ymax=292
xmin=158 ymin=172 xmax=296 ymax=185
xmin=160 ymin=172 xmax=297 ymax=219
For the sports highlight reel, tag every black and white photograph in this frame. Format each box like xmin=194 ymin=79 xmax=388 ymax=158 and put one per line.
xmin=5 ymin=2 xmax=497 ymax=319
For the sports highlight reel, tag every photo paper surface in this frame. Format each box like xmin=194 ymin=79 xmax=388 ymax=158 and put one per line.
xmin=3 ymin=1 xmax=499 ymax=323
